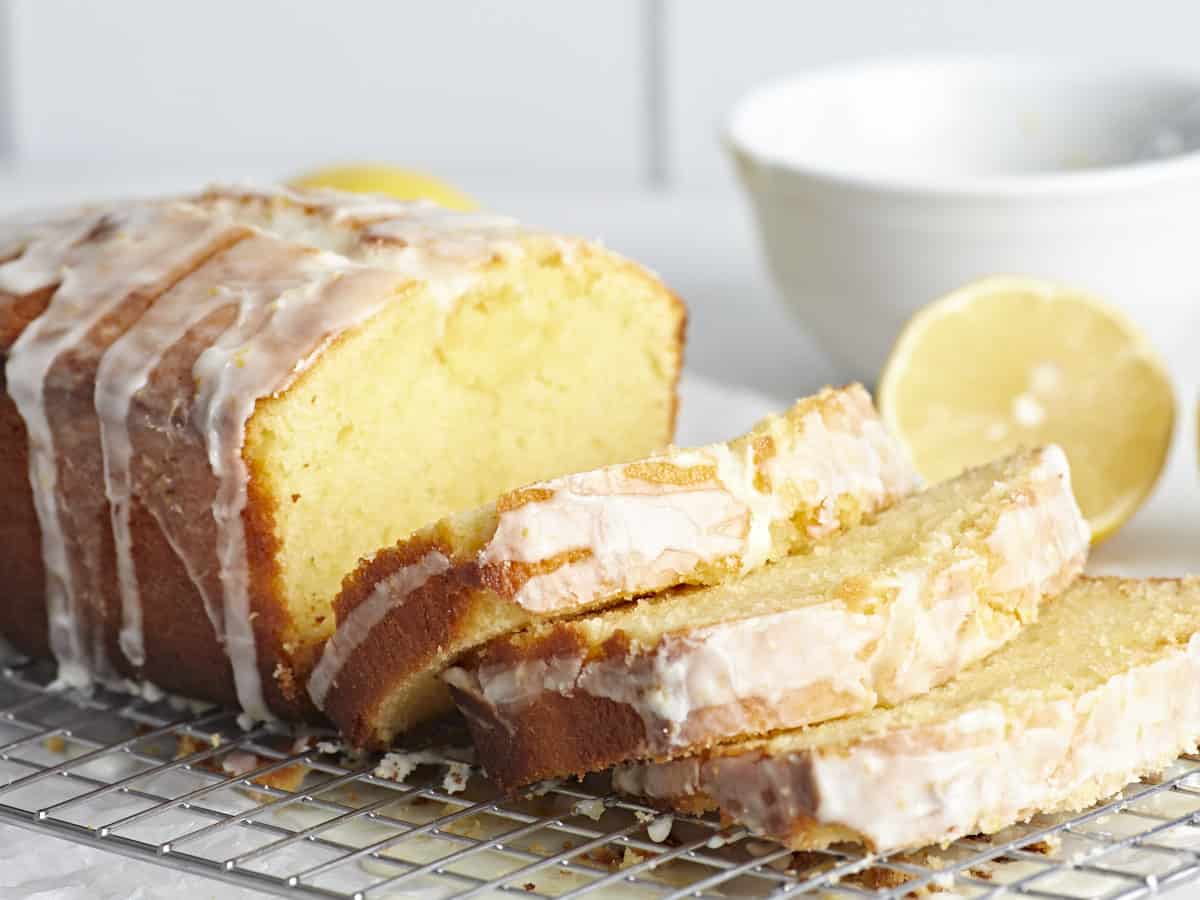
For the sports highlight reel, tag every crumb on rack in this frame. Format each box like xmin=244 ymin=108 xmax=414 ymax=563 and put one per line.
xmin=572 ymin=798 xmax=606 ymax=821
xmin=1025 ymin=834 xmax=1063 ymax=855
xmin=621 ymin=847 xmax=649 ymax=869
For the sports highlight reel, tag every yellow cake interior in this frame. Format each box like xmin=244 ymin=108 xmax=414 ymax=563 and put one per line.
xmin=245 ymin=238 xmax=683 ymax=668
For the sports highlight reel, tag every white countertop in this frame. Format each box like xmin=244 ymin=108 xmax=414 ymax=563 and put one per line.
xmin=1 ymin=167 xmax=1198 ymax=898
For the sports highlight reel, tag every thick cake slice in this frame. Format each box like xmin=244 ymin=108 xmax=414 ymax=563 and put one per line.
xmin=0 ymin=185 xmax=684 ymax=719
xmin=446 ymin=446 xmax=1089 ymax=790
xmin=615 ymin=577 xmax=1200 ymax=854
xmin=312 ymin=385 xmax=918 ymax=745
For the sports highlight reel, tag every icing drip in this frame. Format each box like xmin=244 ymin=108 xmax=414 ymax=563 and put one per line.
xmin=96 ymin=233 xmax=306 ymax=668
xmin=1 ymin=204 xmax=234 ymax=687
xmin=477 ymin=385 xmax=918 ymax=615
xmin=619 ymin=622 xmax=1200 ymax=854
xmin=309 ymin=385 xmax=918 ymax=709
xmin=192 ymin=256 xmax=412 ymax=720
xmin=446 ymin=446 xmax=1088 ymax=756
xmin=307 ymin=550 xmax=452 ymax=709
xmin=3 ymin=184 xmax=530 ymax=717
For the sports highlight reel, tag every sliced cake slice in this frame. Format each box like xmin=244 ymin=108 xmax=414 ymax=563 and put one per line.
xmin=445 ymin=446 xmax=1089 ymax=790
xmin=615 ymin=577 xmax=1200 ymax=853
xmin=311 ymin=384 xmax=918 ymax=745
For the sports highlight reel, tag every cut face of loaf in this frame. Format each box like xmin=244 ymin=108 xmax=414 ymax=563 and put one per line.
xmin=0 ymin=185 xmax=684 ymax=719
xmin=615 ymin=577 xmax=1200 ymax=854
xmin=312 ymin=384 xmax=919 ymax=745
xmin=446 ymin=446 xmax=1089 ymax=790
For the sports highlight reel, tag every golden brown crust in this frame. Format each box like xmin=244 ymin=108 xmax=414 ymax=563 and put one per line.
xmin=1 ymin=237 xmax=244 ymax=701
xmin=667 ymin=289 xmax=687 ymax=443
xmin=452 ymin=675 xmax=648 ymax=792
xmin=496 ymin=486 xmax=555 ymax=514
xmin=0 ymin=386 xmax=50 ymax=658
xmin=622 ymin=461 xmax=717 ymax=486
xmin=332 ymin=530 xmax=460 ymax=622
xmin=322 ymin=560 xmax=485 ymax=747
xmin=446 ymin=627 xmax=670 ymax=790
xmin=478 ymin=547 xmax=594 ymax=601
xmin=0 ymin=229 xmax=316 ymax=718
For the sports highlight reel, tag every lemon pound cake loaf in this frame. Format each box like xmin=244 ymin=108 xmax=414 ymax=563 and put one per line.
xmin=0 ymin=185 xmax=684 ymax=720
xmin=616 ymin=578 xmax=1200 ymax=853
xmin=446 ymin=445 xmax=1089 ymax=790
xmin=312 ymin=384 xmax=918 ymax=745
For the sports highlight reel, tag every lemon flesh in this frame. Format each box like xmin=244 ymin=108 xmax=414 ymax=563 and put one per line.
xmin=878 ymin=277 xmax=1174 ymax=543
xmin=290 ymin=164 xmax=477 ymax=210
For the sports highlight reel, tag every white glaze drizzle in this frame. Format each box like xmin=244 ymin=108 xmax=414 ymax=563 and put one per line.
xmin=477 ymin=385 xmax=917 ymax=614
xmin=4 ymin=185 xmax=529 ymax=718
xmin=619 ymin=619 xmax=1200 ymax=854
xmin=312 ymin=386 xmax=917 ymax=710
xmin=1 ymin=203 xmax=234 ymax=687
xmin=307 ymin=550 xmax=452 ymax=708
xmin=96 ymin=234 xmax=314 ymax=671
xmin=447 ymin=446 xmax=1088 ymax=754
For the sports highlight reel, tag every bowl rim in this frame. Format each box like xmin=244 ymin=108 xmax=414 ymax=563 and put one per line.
xmin=725 ymin=54 xmax=1200 ymax=199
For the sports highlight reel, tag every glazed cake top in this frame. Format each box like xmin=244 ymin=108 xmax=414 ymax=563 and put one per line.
xmin=0 ymin=185 xmax=546 ymax=719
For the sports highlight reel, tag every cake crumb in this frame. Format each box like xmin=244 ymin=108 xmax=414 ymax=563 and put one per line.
xmin=443 ymin=761 xmax=471 ymax=794
xmin=572 ymin=798 xmax=606 ymax=820
xmin=848 ymin=866 xmax=912 ymax=891
xmin=620 ymin=847 xmax=649 ymax=869
xmin=373 ymin=749 xmax=474 ymax=794
xmin=745 ymin=840 xmax=778 ymax=858
xmin=528 ymin=780 xmax=558 ymax=797
xmin=1024 ymin=834 xmax=1062 ymax=855
xmin=646 ymin=815 xmax=673 ymax=843
xmin=584 ymin=846 xmax=620 ymax=868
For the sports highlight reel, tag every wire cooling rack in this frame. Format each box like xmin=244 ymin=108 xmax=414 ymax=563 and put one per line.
xmin=4 ymin=651 xmax=1200 ymax=900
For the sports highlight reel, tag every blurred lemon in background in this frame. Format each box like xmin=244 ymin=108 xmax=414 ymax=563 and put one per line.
xmin=290 ymin=164 xmax=477 ymax=210
xmin=878 ymin=276 xmax=1174 ymax=543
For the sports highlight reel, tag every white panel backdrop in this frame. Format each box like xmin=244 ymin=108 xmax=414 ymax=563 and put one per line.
xmin=6 ymin=0 xmax=1200 ymax=190
xmin=6 ymin=0 xmax=647 ymax=184
xmin=5 ymin=0 xmax=1200 ymax=403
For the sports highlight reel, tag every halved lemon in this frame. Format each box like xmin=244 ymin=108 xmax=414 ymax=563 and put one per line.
xmin=878 ymin=276 xmax=1174 ymax=543
xmin=289 ymin=164 xmax=477 ymax=210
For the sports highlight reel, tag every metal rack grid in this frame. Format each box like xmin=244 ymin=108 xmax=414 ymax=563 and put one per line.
xmin=4 ymin=652 xmax=1200 ymax=900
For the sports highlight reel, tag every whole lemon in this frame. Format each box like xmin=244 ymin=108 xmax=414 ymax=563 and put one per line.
xmin=290 ymin=164 xmax=477 ymax=210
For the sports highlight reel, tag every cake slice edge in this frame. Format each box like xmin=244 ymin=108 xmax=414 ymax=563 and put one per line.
xmin=445 ymin=445 xmax=1089 ymax=789
xmin=614 ymin=576 xmax=1200 ymax=854
xmin=312 ymin=384 xmax=919 ymax=746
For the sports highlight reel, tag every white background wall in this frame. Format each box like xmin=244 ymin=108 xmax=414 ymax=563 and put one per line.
xmin=5 ymin=0 xmax=1200 ymax=403
xmin=5 ymin=0 xmax=1200 ymax=192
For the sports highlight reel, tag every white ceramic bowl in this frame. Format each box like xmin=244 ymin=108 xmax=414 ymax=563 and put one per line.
xmin=727 ymin=57 xmax=1200 ymax=383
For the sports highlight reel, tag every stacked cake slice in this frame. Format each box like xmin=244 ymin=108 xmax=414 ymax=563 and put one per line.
xmin=311 ymin=384 xmax=919 ymax=744
xmin=316 ymin=381 xmax=1200 ymax=855
xmin=444 ymin=445 xmax=1087 ymax=788
xmin=615 ymin=577 xmax=1200 ymax=853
